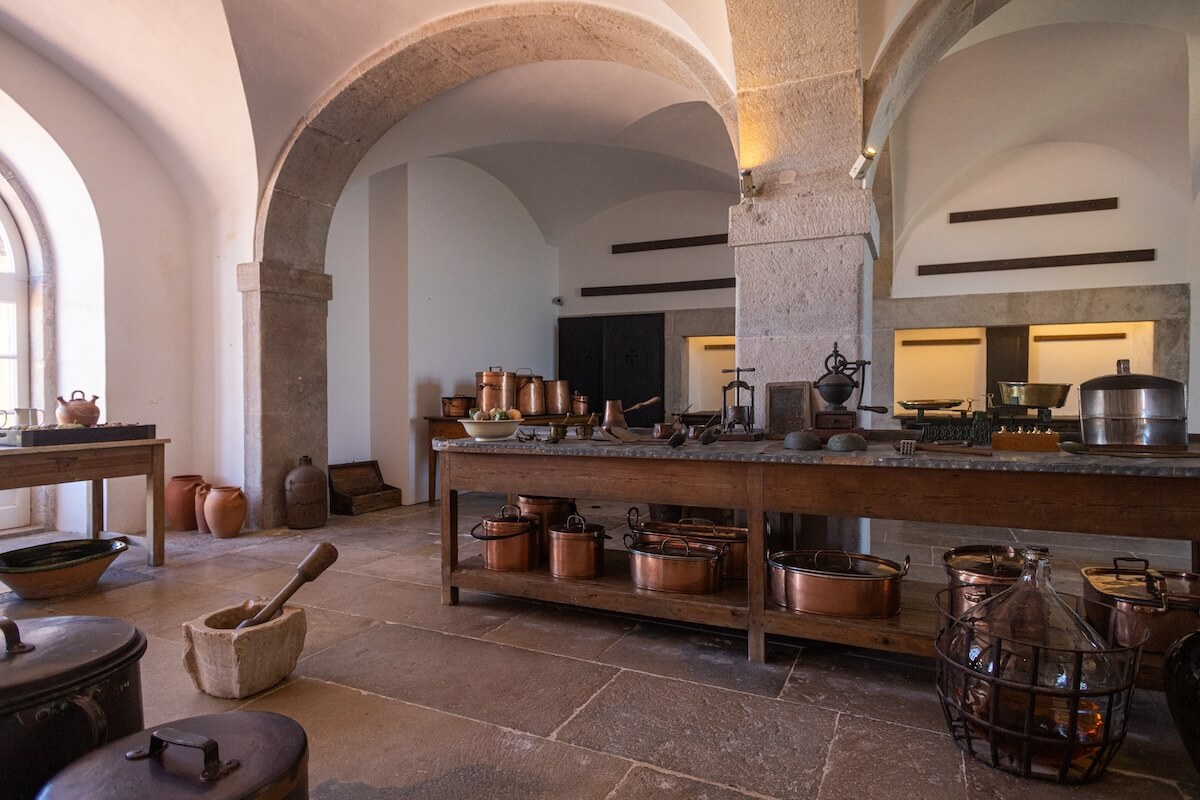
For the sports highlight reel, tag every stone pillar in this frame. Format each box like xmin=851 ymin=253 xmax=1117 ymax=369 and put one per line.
xmin=239 ymin=262 xmax=333 ymax=530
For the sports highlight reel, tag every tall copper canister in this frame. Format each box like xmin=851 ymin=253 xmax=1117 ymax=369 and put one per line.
xmin=943 ymin=544 xmax=1031 ymax=617
xmin=476 ymin=367 xmax=516 ymax=411
xmin=571 ymin=393 xmax=589 ymax=416
xmin=545 ymin=379 xmax=570 ymax=415
xmin=517 ymin=495 xmax=575 ymax=563
xmin=515 ymin=369 xmax=545 ymax=416
xmin=549 ymin=514 xmax=609 ymax=578
xmin=470 ymin=505 xmax=538 ymax=571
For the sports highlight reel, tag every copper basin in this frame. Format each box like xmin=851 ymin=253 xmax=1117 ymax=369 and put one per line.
xmin=624 ymin=534 xmax=726 ymax=594
xmin=769 ymin=550 xmax=909 ymax=618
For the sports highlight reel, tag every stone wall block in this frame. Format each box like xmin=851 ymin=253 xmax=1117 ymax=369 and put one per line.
xmin=423 ymin=19 xmax=541 ymax=79
xmin=726 ymin=0 xmax=858 ymax=89
xmin=574 ymin=6 xmax=708 ymax=97
xmin=258 ymin=191 xmax=335 ymax=273
xmin=512 ymin=14 xmax=609 ymax=63
xmin=737 ymin=334 xmax=863 ymax=411
xmin=737 ymin=71 xmax=861 ymax=178
xmin=736 ymin=238 xmax=862 ymax=339
xmin=308 ymin=77 xmax=406 ymax=147
xmin=364 ymin=41 xmax=474 ymax=116
xmin=729 ymin=189 xmax=871 ymax=248
xmin=273 ymin=126 xmax=367 ymax=208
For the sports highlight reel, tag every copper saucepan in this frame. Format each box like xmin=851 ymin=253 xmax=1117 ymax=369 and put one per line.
xmin=624 ymin=534 xmax=726 ymax=594
xmin=627 ymin=508 xmax=748 ymax=579
xmin=769 ymin=549 xmax=909 ymax=618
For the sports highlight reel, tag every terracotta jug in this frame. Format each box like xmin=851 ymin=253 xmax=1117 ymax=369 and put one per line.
xmin=55 ymin=390 xmax=101 ymax=427
xmin=205 ymin=486 xmax=247 ymax=539
xmin=166 ymin=474 xmax=205 ymax=530
xmin=194 ymin=482 xmax=213 ymax=534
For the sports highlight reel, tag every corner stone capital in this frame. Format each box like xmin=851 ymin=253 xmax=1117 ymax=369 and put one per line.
xmin=237 ymin=261 xmax=333 ymax=303
xmin=728 ymin=189 xmax=876 ymax=251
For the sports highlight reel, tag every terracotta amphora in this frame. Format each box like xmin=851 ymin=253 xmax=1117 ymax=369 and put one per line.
xmin=194 ymin=482 xmax=213 ymax=534
xmin=166 ymin=474 xmax=205 ymax=530
xmin=205 ymin=486 xmax=247 ymax=539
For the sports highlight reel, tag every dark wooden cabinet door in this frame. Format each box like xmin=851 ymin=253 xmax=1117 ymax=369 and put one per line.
xmin=558 ymin=316 xmax=604 ymax=415
xmin=602 ymin=314 xmax=664 ymax=427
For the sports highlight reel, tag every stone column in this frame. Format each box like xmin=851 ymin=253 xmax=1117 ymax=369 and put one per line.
xmin=239 ymin=262 xmax=333 ymax=530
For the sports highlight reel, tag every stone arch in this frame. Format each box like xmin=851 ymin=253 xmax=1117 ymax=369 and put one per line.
xmin=242 ymin=2 xmax=739 ymax=528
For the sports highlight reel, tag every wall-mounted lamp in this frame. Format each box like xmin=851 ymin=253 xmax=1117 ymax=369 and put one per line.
xmin=849 ymin=146 xmax=877 ymax=180
xmin=739 ymin=168 xmax=757 ymax=199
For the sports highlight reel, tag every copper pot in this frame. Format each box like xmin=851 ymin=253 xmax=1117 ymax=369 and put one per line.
xmin=943 ymin=544 xmax=1028 ymax=617
xmin=549 ymin=515 xmax=609 ymax=578
xmin=440 ymin=395 xmax=474 ymax=418
xmin=470 ymin=505 xmax=538 ymax=571
xmin=623 ymin=534 xmax=726 ymax=594
xmin=515 ymin=370 xmax=545 ymax=417
xmin=571 ymin=393 xmax=588 ymax=416
xmin=768 ymin=550 xmax=909 ymax=618
xmin=1081 ymin=557 xmax=1200 ymax=654
xmin=476 ymin=367 xmax=515 ymax=412
xmin=516 ymin=495 xmax=575 ymax=564
xmin=627 ymin=508 xmax=747 ymax=580
xmin=545 ymin=380 xmax=570 ymax=415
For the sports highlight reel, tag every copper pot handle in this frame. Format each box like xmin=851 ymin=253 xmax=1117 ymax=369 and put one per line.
xmin=898 ymin=555 xmax=911 ymax=578
xmin=623 ymin=532 xmax=636 ymax=549
xmin=469 ymin=522 xmax=528 ymax=541
xmin=126 ymin=727 xmax=240 ymax=782
xmin=658 ymin=537 xmax=691 ymax=556
xmin=0 ymin=616 xmax=33 ymax=654
xmin=627 ymin=507 xmax=641 ymax=531
xmin=813 ymin=549 xmax=853 ymax=571
xmin=66 ymin=693 xmax=109 ymax=747
xmin=678 ymin=517 xmax=717 ymax=534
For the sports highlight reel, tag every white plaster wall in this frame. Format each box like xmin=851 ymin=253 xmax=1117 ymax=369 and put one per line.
xmin=557 ymin=190 xmax=736 ymax=316
xmin=408 ymin=158 xmax=557 ymax=502
xmin=326 ymin=178 xmax=372 ymax=464
xmin=0 ymin=29 xmax=193 ymax=534
xmin=893 ymin=142 xmax=1189 ymax=298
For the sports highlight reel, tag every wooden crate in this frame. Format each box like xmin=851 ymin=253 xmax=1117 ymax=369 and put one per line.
xmin=328 ymin=460 xmax=402 ymax=515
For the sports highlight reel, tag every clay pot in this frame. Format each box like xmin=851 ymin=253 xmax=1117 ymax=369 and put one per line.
xmin=204 ymin=486 xmax=247 ymax=539
xmin=55 ymin=390 xmax=101 ymax=427
xmin=193 ymin=482 xmax=212 ymax=534
xmin=166 ymin=474 xmax=204 ymax=531
xmin=284 ymin=456 xmax=327 ymax=530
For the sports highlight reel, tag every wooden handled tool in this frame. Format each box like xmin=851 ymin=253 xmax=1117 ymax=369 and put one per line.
xmin=623 ymin=396 xmax=662 ymax=413
xmin=236 ymin=542 xmax=339 ymax=629
xmin=895 ymin=440 xmax=991 ymax=457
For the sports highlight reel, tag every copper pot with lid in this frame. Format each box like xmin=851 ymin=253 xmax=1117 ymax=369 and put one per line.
xmin=1081 ymin=557 xmax=1200 ymax=654
xmin=769 ymin=550 xmax=909 ymax=618
xmin=470 ymin=505 xmax=538 ymax=571
xmin=623 ymin=534 xmax=726 ymax=594
xmin=475 ymin=367 xmax=516 ymax=412
xmin=549 ymin=514 xmax=609 ymax=578
xmin=545 ymin=380 xmax=570 ymax=415
xmin=627 ymin=508 xmax=748 ymax=580
xmin=440 ymin=395 xmax=474 ymax=418
xmin=943 ymin=544 xmax=1031 ymax=617
xmin=514 ymin=369 xmax=545 ymax=417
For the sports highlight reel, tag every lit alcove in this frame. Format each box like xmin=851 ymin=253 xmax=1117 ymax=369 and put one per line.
xmin=686 ymin=335 xmax=735 ymax=415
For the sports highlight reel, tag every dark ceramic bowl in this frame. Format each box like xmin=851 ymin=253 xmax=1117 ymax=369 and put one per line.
xmin=0 ymin=539 xmax=127 ymax=599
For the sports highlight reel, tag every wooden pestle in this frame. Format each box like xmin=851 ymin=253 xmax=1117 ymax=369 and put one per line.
xmin=236 ymin=542 xmax=339 ymax=629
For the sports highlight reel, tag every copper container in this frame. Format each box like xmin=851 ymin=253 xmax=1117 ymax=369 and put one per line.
xmin=627 ymin=508 xmax=747 ymax=580
xmin=651 ymin=423 xmax=675 ymax=439
xmin=440 ymin=395 xmax=474 ymax=417
xmin=623 ymin=534 xmax=726 ymax=594
xmin=549 ymin=515 xmax=609 ymax=578
xmin=515 ymin=370 xmax=545 ymax=416
xmin=768 ymin=550 xmax=909 ymax=618
xmin=943 ymin=544 xmax=1028 ymax=617
xmin=545 ymin=380 xmax=570 ymax=415
xmin=470 ymin=505 xmax=538 ymax=571
xmin=1081 ymin=557 xmax=1200 ymax=654
xmin=516 ymin=495 xmax=575 ymax=564
xmin=476 ymin=367 xmax=515 ymax=412
xmin=571 ymin=393 xmax=588 ymax=416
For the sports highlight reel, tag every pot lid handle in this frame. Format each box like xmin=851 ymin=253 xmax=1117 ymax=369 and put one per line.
xmin=1117 ymin=359 xmax=1130 ymax=375
xmin=565 ymin=514 xmax=588 ymax=531
xmin=678 ymin=518 xmax=717 ymax=534
xmin=0 ymin=616 xmax=33 ymax=654
xmin=126 ymin=728 xmax=240 ymax=783
xmin=1112 ymin=557 xmax=1150 ymax=576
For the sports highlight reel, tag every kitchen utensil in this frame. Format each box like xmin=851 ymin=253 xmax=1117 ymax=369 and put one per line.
xmin=1079 ymin=359 xmax=1187 ymax=451
xmin=236 ymin=543 xmax=338 ymax=629
xmin=697 ymin=425 xmax=721 ymax=444
xmin=440 ymin=395 xmax=474 ymax=417
xmin=1059 ymin=441 xmax=1199 ymax=458
xmin=667 ymin=428 xmax=686 ymax=448
xmin=768 ymin=550 xmax=909 ymax=617
xmin=898 ymin=399 xmax=964 ymax=411
xmin=607 ymin=426 xmax=642 ymax=442
xmin=476 ymin=367 xmax=516 ymax=412
xmin=549 ymin=514 xmax=609 ymax=578
xmin=943 ymin=544 xmax=1029 ymax=617
xmin=517 ymin=495 xmax=575 ymax=564
xmin=995 ymin=382 xmax=1071 ymax=409
xmin=0 ymin=539 xmax=127 ymax=600
xmin=1 ymin=615 xmax=147 ymax=800
xmin=545 ymin=380 xmax=570 ymax=415
xmin=602 ymin=396 xmax=662 ymax=430
xmin=515 ymin=369 xmax=545 ymax=416
xmin=471 ymin=505 xmax=538 ymax=571
xmin=55 ymin=390 xmax=101 ymax=427
xmin=896 ymin=440 xmax=992 ymax=456
xmin=623 ymin=534 xmax=726 ymax=594
xmin=1080 ymin=557 xmax=1200 ymax=654
xmin=185 ymin=602 xmax=306 ymax=698
xmin=627 ymin=509 xmax=748 ymax=579
xmin=37 ymin=711 xmax=308 ymax=800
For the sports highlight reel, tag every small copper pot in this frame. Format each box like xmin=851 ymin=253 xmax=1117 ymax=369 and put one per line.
xmin=516 ymin=495 xmax=575 ymax=564
xmin=471 ymin=505 xmax=538 ymax=571
xmin=545 ymin=380 xmax=570 ymax=415
xmin=440 ymin=395 xmax=474 ymax=418
xmin=571 ymin=393 xmax=589 ymax=416
xmin=549 ymin=515 xmax=609 ymax=578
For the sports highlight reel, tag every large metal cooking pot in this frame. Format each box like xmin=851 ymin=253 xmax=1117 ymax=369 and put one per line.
xmin=1 ymin=615 xmax=147 ymax=800
xmin=549 ymin=515 xmax=609 ymax=579
xmin=475 ymin=367 xmax=516 ymax=412
xmin=1079 ymin=359 xmax=1188 ymax=450
xmin=769 ymin=550 xmax=909 ymax=618
xmin=627 ymin=508 xmax=748 ymax=580
xmin=38 ymin=711 xmax=308 ymax=799
xmin=470 ymin=505 xmax=539 ymax=571
xmin=995 ymin=382 xmax=1071 ymax=408
xmin=545 ymin=380 xmax=570 ymax=415
xmin=624 ymin=534 xmax=726 ymax=594
xmin=1081 ymin=557 xmax=1199 ymax=654
xmin=517 ymin=494 xmax=575 ymax=564
xmin=943 ymin=544 xmax=1030 ymax=617
xmin=440 ymin=395 xmax=474 ymax=418
xmin=514 ymin=369 xmax=545 ymax=417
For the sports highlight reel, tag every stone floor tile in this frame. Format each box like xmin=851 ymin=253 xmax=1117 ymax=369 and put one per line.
xmin=608 ymin=766 xmax=765 ymax=800
xmin=557 ymin=671 xmax=838 ymax=798
xmin=149 ymin=552 xmax=283 ymax=586
xmin=964 ymin=757 xmax=1188 ymax=798
xmin=243 ymin=678 xmax=631 ymax=800
xmin=298 ymin=623 xmax=618 ymax=736
xmin=217 ymin=563 xmax=386 ymax=607
xmin=598 ymin=622 xmax=796 ymax=697
xmin=345 ymin=545 xmax=443 ymax=586
xmin=315 ymin=579 xmax=532 ymax=637
xmin=234 ymin=537 xmax=397 ymax=571
xmin=128 ymin=585 xmax=257 ymax=641
xmin=48 ymin=575 xmax=208 ymax=619
xmin=138 ymin=634 xmax=244 ymax=726
xmin=817 ymin=715 xmax=964 ymax=799
xmin=780 ymin=646 xmax=945 ymax=732
xmin=1110 ymin=689 xmax=1199 ymax=786
xmin=298 ymin=605 xmax=382 ymax=658
xmin=483 ymin=605 xmax=637 ymax=660
xmin=0 ymin=597 xmax=59 ymax=618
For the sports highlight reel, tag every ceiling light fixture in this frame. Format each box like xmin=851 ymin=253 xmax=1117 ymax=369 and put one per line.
xmin=850 ymin=147 xmax=877 ymax=181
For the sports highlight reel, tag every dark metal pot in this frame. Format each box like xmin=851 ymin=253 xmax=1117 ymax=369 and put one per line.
xmin=769 ymin=550 xmax=909 ymax=618
xmin=1080 ymin=557 xmax=1200 ymax=654
xmin=1 ymin=615 xmax=147 ymax=800
xmin=37 ymin=710 xmax=308 ymax=799
xmin=1079 ymin=360 xmax=1188 ymax=450
xmin=516 ymin=495 xmax=575 ymax=564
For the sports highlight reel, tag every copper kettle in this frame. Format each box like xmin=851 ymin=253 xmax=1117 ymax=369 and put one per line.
xmin=601 ymin=396 xmax=661 ymax=430
xmin=55 ymin=390 xmax=101 ymax=427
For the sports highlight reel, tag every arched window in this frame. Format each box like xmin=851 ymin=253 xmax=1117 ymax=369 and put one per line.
xmin=0 ymin=195 xmax=31 ymax=528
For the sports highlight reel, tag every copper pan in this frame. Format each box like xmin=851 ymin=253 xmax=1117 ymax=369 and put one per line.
xmin=769 ymin=550 xmax=909 ymax=618
xmin=624 ymin=534 xmax=725 ymax=594
xmin=627 ymin=508 xmax=747 ymax=579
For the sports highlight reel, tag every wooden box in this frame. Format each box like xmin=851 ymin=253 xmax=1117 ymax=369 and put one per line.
xmin=328 ymin=460 xmax=402 ymax=515
xmin=0 ymin=424 xmax=157 ymax=447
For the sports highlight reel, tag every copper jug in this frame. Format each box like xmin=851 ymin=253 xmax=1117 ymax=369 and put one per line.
xmin=55 ymin=390 xmax=101 ymax=427
xmin=601 ymin=400 xmax=627 ymax=430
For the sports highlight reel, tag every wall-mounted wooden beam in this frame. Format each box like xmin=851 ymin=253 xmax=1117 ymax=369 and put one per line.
xmin=900 ymin=338 xmax=982 ymax=346
xmin=949 ymin=197 xmax=1118 ymax=224
xmin=1033 ymin=332 xmax=1127 ymax=343
xmin=581 ymin=277 xmax=735 ymax=297
xmin=704 ymin=343 xmax=736 ymax=351
xmin=611 ymin=233 xmax=729 ymax=254
xmin=918 ymin=249 xmax=1155 ymax=276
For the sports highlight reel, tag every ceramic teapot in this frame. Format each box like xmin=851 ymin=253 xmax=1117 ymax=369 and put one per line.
xmin=56 ymin=390 xmax=101 ymax=427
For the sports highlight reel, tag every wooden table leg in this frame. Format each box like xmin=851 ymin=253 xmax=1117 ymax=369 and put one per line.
xmin=146 ymin=444 xmax=165 ymax=566
xmin=746 ymin=466 xmax=766 ymax=663
xmin=87 ymin=479 xmax=103 ymax=539
xmin=428 ymin=440 xmax=438 ymax=507
xmin=1193 ymin=540 xmax=1199 ymax=574
xmin=441 ymin=471 xmax=459 ymax=605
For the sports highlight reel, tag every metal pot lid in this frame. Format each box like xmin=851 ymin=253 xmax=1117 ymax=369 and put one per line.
xmin=943 ymin=545 xmax=1027 ymax=579
xmin=550 ymin=515 xmax=606 ymax=538
xmin=0 ymin=615 xmax=146 ymax=712
xmin=769 ymin=550 xmax=907 ymax=580
xmin=1081 ymin=559 xmax=1200 ymax=610
xmin=38 ymin=711 xmax=307 ymax=800
xmin=1080 ymin=360 xmax=1184 ymax=393
xmin=627 ymin=539 xmax=724 ymax=561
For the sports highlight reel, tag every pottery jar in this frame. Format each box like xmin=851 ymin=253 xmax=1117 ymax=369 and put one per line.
xmin=165 ymin=475 xmax=204 ymax=531
xmin=284 ymin=456 xmax=327 ymax=530
xmin=204 ymin=487 xmax=247 ymax=539
xmin=54 ymin=391 xmax=101 ymax=427
xmin=193 ymin=482 xmax=212 ymax=534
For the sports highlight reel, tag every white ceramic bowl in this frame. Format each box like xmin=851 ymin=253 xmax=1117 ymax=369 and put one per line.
xmin=458 ymin=418 xmax=520 ymax=441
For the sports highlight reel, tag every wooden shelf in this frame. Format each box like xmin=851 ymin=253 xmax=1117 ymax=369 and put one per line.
xmin=452 ymin=550 xmax=748 ymax=629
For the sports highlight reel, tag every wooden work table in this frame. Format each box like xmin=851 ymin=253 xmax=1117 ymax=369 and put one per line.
xmin=436 ymin=436 xmax=1200 ymax=663
xmin=0 ymin=438 xmax=168 ymax=565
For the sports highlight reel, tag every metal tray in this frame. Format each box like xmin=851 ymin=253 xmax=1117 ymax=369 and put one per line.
xmin=0 ymin=424 xmax=156 ymax=447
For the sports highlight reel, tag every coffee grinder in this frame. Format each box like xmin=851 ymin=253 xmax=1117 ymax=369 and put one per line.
xmin=813 ymin=343 xmax=886 ymax=440
xmin=719 ymin=366 xmax=764 ymax=441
